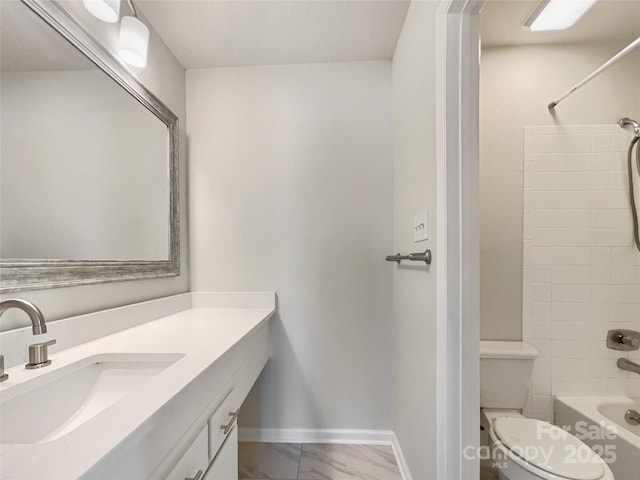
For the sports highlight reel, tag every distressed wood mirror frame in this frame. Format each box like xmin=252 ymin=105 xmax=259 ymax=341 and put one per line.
xmin=0 ymin=0 xmax=180 ymax=293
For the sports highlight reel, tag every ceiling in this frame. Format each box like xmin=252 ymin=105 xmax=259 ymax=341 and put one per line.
xmin=481 ymin=0 xmax=640 ymax=47
xmin=136 ymin=0 xmax=410 ymax=69
xmin=8 ymin=0 xmax=636 ymax=74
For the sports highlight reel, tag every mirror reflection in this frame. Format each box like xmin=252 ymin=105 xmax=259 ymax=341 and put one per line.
xmin=0 ymin=0 xmax=170 ymax=261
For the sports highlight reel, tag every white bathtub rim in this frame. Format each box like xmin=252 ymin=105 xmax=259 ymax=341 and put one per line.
xmin=555 ymin=396 xmax=640 ymax=451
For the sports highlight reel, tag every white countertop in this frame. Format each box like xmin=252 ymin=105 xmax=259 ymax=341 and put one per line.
xmin=0 ymin=296 xmax=275 ymax=479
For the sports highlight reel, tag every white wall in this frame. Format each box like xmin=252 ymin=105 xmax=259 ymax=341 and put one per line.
xmin=0 ymin=2 xmax=188 ymax=330
xmin=187 ymin=61 xmax=393 ymax=430
xmin=480 ymin=42 xmax=640 ymax=340
xmin=391 ymin=2 xmax=439 ymax=478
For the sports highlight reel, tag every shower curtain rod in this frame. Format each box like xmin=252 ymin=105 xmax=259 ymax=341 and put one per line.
xmin=548 ymin=36 xmax=640 ymax=110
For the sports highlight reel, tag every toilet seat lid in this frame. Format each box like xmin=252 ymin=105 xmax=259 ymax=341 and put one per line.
xmin=493 ymin=418 xmax=605 ymax=480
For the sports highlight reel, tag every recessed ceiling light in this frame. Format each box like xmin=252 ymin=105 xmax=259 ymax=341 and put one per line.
xmin=523 ymin=0 xmax=598 ymax=32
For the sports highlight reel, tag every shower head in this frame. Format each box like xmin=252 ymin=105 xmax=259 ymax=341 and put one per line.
xmin=619 ymin=118 xmax=640 ymax=137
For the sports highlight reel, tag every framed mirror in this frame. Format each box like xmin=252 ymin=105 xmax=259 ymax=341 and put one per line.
xmin=0 ymin=0 xmax=179 ymax=292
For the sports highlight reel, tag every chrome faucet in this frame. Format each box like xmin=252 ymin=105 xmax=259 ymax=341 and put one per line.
xmin=0 ymin=299 xmax=55 ymax=370
xmin=617 ymin=358 xmax=640 ymax=375
xmin=0 ymin=299 xmax=47 ymax=335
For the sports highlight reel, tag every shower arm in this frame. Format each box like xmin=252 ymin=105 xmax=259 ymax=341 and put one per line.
xmin=620 ymin=118 xmax=640 ymax=138
xmin=548 ymin=36 xmax=640 ymax=110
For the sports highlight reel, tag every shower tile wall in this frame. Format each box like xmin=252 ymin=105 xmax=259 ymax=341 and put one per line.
xmin=522 ymin=125 xmax=640 ymax=423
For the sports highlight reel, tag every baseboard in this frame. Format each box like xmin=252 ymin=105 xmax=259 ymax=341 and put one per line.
xmin=238 ymin=427 xmax=393 ymax=445
xmin=391 ymin=432 xmax=413 ymax=480
xmin=238 ymin=428 xmax=413 ymax=480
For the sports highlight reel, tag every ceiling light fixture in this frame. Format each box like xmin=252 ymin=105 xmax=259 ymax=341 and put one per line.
xmin=117 ymin=0 xmax=149 ymax=68
xmin=83 ymin=0 xmax=149 ymax=68
xmin=523 ymin=0 xmax=598 ymax=32
xmin=83 ymin=0 xmax=120 ymax=23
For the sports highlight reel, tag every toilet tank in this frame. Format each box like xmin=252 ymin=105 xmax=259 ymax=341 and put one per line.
xmin=480 ymin=341 xmax=538 ymax=409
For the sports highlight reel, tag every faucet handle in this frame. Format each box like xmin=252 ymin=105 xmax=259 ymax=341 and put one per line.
xmin=0 ymin=355 xmax=8 ymax=383
xmin=624 ymin=336 xmax=640 ymax=348
xmin=26 ymin=339 xmax=56 ymax=369
xmin=607 ymin=329 xmax=640 ymax=351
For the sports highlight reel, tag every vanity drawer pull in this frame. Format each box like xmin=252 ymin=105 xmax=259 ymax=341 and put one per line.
xmin=220 ymin=409 xmax=240 ymax=435
xmin=185 ymin=470 xmax=203 ymax=480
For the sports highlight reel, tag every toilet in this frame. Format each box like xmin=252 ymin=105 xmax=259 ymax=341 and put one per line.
xmin=480 ymin=341 xmax=615 ymax=480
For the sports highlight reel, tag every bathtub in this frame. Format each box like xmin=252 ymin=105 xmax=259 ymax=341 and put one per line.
xmin=555 ymin=396 xmax=640 ymax=480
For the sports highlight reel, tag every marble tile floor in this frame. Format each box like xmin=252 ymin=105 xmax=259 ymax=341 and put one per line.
xmin=238 ymin=442 xmax=402 ymax=480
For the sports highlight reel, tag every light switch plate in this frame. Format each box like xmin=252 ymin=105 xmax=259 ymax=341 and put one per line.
xmin=414 ymin=211 xmax=428 ymax=242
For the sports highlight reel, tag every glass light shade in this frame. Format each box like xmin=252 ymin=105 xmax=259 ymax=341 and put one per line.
xmin=83 ymin=0 xmax=120 ymax=23
xmin=118 ymin=16 xmax=149 ymax=68
xmin=529 ymin=0 xmax=598 ymax=32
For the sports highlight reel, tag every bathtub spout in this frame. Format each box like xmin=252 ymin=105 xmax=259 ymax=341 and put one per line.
xmin=617 ymin=357 xmax=640 ymax=375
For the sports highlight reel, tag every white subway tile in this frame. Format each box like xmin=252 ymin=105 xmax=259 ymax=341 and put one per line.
xmin=592 ymin=153 xmax=612 ymax=171
xmin=592 ymin=134 xmax=613 ymax=153
xmin=613 ymin=132 xmax=633 ymax=152
xmin=588 ymin=378 xmax=608 ymax=395
xmin=532 ymin=376 xmax=551 ymax=396
xmin=607 ymin=378 xmax=627 ymax=395
xmin=589 ymin=285 xmax=610 ymax=303
xmin=523 ymin=124 xmax=638 ymax=401
xmin=572 ymin=135 xmax=593 ymax=154
xmin=553 ymin=135 xmax=574 ymax=153
xmin=526 ymin=134 xmax=555 ymax=154
xmin=531 ymin=284 xmax=552 ymax=302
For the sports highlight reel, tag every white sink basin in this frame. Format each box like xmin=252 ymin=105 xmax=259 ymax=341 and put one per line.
xmin=0 ymin=353 xmax=184 ymax=444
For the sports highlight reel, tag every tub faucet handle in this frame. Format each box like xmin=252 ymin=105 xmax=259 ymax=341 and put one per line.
xmin=607 ymin=329 xmax=640 ymax=351
xmin=626 ymin=336 xmax=640 ymax=348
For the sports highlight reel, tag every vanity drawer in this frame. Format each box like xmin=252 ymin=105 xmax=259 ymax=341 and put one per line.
xmin=208 ymin=390 xmax=239 ymax=459
xmin=165 ymin=425 xmax=208 ymax=480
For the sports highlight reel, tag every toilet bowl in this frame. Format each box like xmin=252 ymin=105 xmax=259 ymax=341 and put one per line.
xmin=483 ymin=409 xmax=614 ymax=480
xmin=480 ymin=341 xmax=615 ymax=480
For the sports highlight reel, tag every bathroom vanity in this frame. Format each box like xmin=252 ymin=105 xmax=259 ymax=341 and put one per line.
xmin=0 ymin=292 xmax=275 ymax=479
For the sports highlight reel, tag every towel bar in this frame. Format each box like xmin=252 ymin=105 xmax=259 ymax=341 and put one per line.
xmin=385 ymin=250 xmax=432 ymax=265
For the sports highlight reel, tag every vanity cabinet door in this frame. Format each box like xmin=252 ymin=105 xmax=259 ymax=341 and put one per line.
xmin=204 ymin=426 xmax=238 ymax=480
xmin=166 ymin=425 xmax=209 ymax=480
